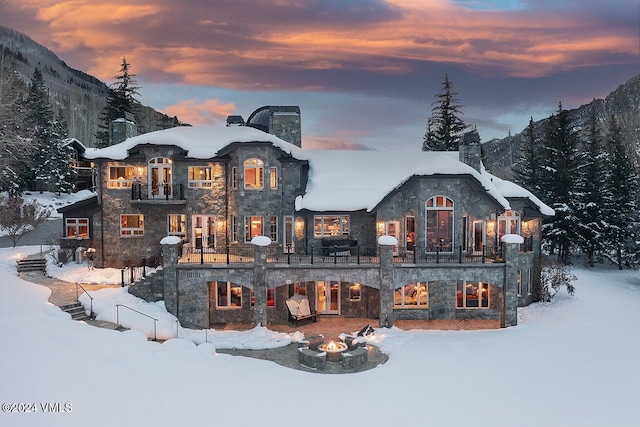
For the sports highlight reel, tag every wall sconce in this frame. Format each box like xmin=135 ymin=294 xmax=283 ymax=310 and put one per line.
xmin=486 ymin=220 xmax=496 ymax=234
xmin=377 ymin=222 xmax=385 ymax=234
xmin=137 ymin=166 xmax=144 ymax=176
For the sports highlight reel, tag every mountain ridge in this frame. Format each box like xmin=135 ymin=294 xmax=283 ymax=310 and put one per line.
xmin=0 ymin=25 xmax=181 ymax=147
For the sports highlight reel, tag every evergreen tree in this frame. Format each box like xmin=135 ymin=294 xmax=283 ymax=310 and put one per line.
xmin=603 ymin=115 xmax=639 ymax=269
xmin=575 ymin=104 xmax=608 ymax=266
xmin=0 ymin=47 xmax=30 ymax=195
xmin=23 ymin=68 xmax=73 ymax=193
xmin=511 ymin=117 xmax=541 ymax=193
xmin=96 ymin=57 xmax=141 ymax=148
xmin=539 ymin=102 xmax=582 ymax=263
xmin=422 ymin=74 xmax=468 ymax=151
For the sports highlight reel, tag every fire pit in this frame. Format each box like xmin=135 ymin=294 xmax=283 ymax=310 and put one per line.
xmin=317 ymin=340 xmax=348 ymax=362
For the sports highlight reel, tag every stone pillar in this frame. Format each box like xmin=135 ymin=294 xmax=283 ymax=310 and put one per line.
xmin=502 ymin=242 xmax=520 ymax=327
xmin=253 ymin=245 xmax=268 ymax=327
xmin=378 ymin=242 xmax=395 ymax=328
xmin=162 ymin=241 xmax=179 ymax=318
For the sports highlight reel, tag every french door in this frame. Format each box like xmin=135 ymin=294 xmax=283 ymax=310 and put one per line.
xmin=149 ymin=157 xmax=172 ymax=199
xmin=192 ymin=215 xmax=216 ymax=249
xmin=316 ymin=281 xmax=340 ymax=314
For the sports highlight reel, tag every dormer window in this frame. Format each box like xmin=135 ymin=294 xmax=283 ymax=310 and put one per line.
xmin=244 ymin=158 xmax=263 ymax=189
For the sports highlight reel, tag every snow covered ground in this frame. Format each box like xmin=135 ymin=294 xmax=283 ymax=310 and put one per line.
xmin=1 ymin=245 xmax=639 ymax=427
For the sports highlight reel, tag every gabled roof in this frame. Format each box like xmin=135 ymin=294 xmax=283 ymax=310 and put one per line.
xmin=81 ymin=125 xmax=553 ymax=216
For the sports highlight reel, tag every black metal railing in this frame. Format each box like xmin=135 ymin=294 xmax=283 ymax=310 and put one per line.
xmin=131 ymin=183 xmax=185 ymax=201
xmin=75 ymin=283 xmax=93 ymax=318
xmin=121 ymin=252 xmax=163 ymax=286
xmin=177 ymin=244 xmax=505 ymax=266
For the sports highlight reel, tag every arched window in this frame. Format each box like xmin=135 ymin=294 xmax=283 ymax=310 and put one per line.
xmin=426 ymin=196 xmax=454 ymax=252
xmin=244 ymin=158 xmax=264 ymax=189
xmin=498 ymin=210 xmax=520 ymax=239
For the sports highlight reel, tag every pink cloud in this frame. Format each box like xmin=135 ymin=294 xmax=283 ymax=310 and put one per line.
xmin=162 ymin=99 xmax=236 ymax=126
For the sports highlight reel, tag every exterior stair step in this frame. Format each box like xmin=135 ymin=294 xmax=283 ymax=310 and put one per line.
xmin=16 ymin=258 xmax=47 ymax=273
xmin=59 ymin=302 xmax=92 ymax=321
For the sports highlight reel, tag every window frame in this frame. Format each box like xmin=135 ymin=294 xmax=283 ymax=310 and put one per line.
xmin=216 ymin=281 xmax=242 ymax=308
xmin=498 ymin=210 xmax=521 ymax=239
xmin=167 ymin=214 xmax=186 ymax=238
xmin=250 ymin=288 xmax=276 ymax=308
xmin=394 ymin=282 xmax=429 ymax=308
xmin=270 ymin=215 xmax=278 ymax=242
xmin=65 ymin=218 xmax=89 ymax=239
xmin=120 ymin=214 xmax=144 ymax=236
xmin=269 ymin=167 xmax=278 ymax=189
xmin=313 ymin=215 xmax=350 ymax=237
xmin=108 ymin=166 xmax=134 ymax=188
xmin=456 ymin=280 xmax=489 ymax=309
xmin=243 ymin=158 xmax=264 ymax=190
xmin=245 ymin=216 xmax=264 ymax=242
xmin=426 ymin=195 xmax=454 ymax=253
xmin=349 ymin=283 xmax=362 ymax=301
xmin=231 ymin=215 xmax=239 ymax=243
xmin=188 ymin=166 xmax=213 ymax=188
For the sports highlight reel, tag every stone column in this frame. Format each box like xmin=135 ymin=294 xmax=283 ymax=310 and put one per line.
xmin=378 ymin=240 xmax=395 ymax=328
xmin=502 ymin=241 xmax=520 ymax=327
xmin=252 ymin=244 xmax=268 ymax=327
xmin=161 ymin=240 xmax=180 ymax=318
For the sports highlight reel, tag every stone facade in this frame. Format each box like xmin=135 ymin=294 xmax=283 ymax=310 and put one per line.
xmin=79 ymin=121 xmax=550 ymax=330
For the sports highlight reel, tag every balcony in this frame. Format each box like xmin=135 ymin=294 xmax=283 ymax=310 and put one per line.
xmin=130 ymin=183 xmax=186 ymax=205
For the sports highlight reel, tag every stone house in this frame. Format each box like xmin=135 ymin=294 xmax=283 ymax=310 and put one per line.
xmin=65 ymin=106 xmax=552 ymax=329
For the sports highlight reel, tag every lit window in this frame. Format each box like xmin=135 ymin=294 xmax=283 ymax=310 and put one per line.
xmin=245 ymin=216 xmax=263 ymax=242
xmin=120 ymin=214 xmax=144 ymax=236
xmin=216 ymin=281 xmax=242 ymax=308
xmin=270 ymin=167 xmax=278 ymax=189
xmin=251 ymin=288 xmax=276 ymax=307
xmin=456 ymin=280 xmax=489 ymax=308
xmin=168 ymin=214 xmax=186 ymax=237
xmin=426 ymin=196 xmax=454 ymax=252
xmin=108 ymin=166 xmax=134 ymax=188
xmin=498 ymin=210 xmax=520 ymax=239
xmin=65 ymin=218 xmax=89 ymax=239
xmin=313 ymin=215 xmax=350 ymax=237
xmin=188 ymin=166 xmax=212 ymax=188
xmin=244 ymin=158 xmax=264 ymax=189
xmin=349 ymin=284 xmax=361 ymax=301
xmin=394 ymin=282 xmax=428 ymax=307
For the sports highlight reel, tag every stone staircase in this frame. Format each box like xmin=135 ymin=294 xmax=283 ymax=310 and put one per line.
xmin=59 ymin=302 xmax=92 ymax=321
xmin=16 ymin=258 xmax=47 ymax=273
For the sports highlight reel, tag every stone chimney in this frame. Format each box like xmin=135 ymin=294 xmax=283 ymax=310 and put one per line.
xmin=459 ymin=129 xmax=482 ymax=172
xmin=109 ymin=111 xmax=137 ymax=146
xmin=246 ymin=106 xmax=302 ymax=147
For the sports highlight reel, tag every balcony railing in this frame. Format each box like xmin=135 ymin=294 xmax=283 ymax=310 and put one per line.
xmin=131 ymin=183 xmax=185 ymax=201
xmin=177 ymin=244 xmax=503 ymax=265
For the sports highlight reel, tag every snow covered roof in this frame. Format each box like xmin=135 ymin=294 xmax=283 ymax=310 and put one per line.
xmin=82 ymin=125 xmax=553 ymax=215
xmin=485 ymin=172 xmax=555 ymax=216
xmin=83 ymin=125 xmax=305 ymax=161
xmin=294 ymin=149 xmax=511 ymax=212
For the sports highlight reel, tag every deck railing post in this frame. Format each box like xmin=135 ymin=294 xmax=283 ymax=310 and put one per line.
xmin=310 ymin=246 xmax=314 ymax=265
xmin=482 ymin=245 xmax=486 ymax=263
xmin=226 ymin=246 xmax=230 ymax=265
xmin=334 ymin=245 xmax=338 ymax=264
xmin=459 ymin=245 xmax=462 ymax=263
xmin=200 ymin=245 xmax=204 ymax=265
xmin=357 ymin=245 xmax=360 ymax=265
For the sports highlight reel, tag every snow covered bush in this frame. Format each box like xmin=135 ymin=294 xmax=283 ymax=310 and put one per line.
xmin=540 ymin=260 xmax=577 ymax=301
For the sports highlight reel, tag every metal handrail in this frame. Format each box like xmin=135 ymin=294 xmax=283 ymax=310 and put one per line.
xmin=115 ymin=304 xmax=159 ymax=341
xmin=75 ymin=283 xmax=94 ymax=318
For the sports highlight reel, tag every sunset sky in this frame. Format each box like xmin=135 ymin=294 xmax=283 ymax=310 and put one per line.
xmin=1 ymin=0 xmax=638 ymax=150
